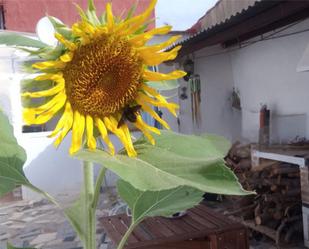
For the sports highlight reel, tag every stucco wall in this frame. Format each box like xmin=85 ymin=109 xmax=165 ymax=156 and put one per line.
xmin=175 ymin=18 xmax=309 ymax=144
xmin=164 ymin=45 xmax=241 ymax=142
xmin=230 ymin=18 xmax=309 ymax=143
xmin=3 ymin=0 xmax=155 ymax=33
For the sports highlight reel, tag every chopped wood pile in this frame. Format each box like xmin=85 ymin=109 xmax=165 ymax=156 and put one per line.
xmin=225 ymin=142 xmax=303 ymax=245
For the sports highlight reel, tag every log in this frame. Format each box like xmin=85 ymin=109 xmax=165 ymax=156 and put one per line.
xmin=284 ymin=220 xmax=303 ymax=243
xmin=271 ymin=166 xmax=299 ymax=176
xmin=251 ymin=160 xmax=279 ymax=172
xmin=224 ymin=143 xmax=303 ymax=245
xmin=237 ymin=159 xmax=252 ymax=170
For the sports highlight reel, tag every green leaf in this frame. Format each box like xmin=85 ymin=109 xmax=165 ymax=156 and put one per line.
xmin=0 ymin=33 xmax=48 ymax=48
xmin=116 ymin=180 xmax=204 ymax=249
xmin=48 ymin=16 xmax=72 ymax=39
xmin=147 ymin=79 xmax=180 ymax=91
xmin=76 ymin=131 xmax=251 ymax=195
xmin=0 ymin=110 xmax=27 ymax=197
xmin=201 ymin=133 xmax=231 ymax=156
xmin=17 ymin=45 xmax=63 ymax=60
xmin=0 ymin=110 xmax=60 ymax=206
xmin=87 ymin=0 xmax=96 ymax=12
xmin=0 ymin=111 xmax=74 ymax=246
xmin=7 ymin=242 xmax=36 ymax=249
xmin=86 ymin=0 xmax=101 ymax=25
xmin=21 ymin=78 xmax=53 ymax=92
xmin=118 ymin=180 xmax=204 ymax=223
xmin=64 ymin=193 xmax=87 ymax=243
xmin=125 ymin=3 xmax=137 ymax=20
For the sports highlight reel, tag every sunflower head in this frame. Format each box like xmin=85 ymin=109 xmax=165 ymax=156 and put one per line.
xmin=22 ymin=0 xmax=186 ymax=157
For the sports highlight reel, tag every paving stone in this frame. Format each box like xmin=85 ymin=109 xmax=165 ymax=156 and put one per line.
xmin=0 ymin=233 xmax=9 ymax=240
xmin=1 ymin=187 xmax=119 ymax=249
xmin=100 ymin=243 xmax=109 ymax=249
xmin=64 ymin=235 xmax=76 ymax=242
xmin=9 ymin=224 xmax=26 ymax=229
xmin=20 ymin=230 xmax=41 ymax=239
xmin=45 ymin=241 xmax=81 ymax=249
xmin=30 ymin=232 xmax=57 ymax=245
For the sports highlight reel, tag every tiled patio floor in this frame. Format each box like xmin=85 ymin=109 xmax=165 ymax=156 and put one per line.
xmin=1 ymin=191 xmax=306 ymax=249
xmin=0 ymin=187 xmax=119 ymax=249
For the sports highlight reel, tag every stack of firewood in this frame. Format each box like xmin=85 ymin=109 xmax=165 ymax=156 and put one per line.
xmin=225 ymin=142 xmax=303 ymax=244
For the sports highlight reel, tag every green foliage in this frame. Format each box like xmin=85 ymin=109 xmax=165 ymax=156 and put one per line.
xmin=0 ymin=110 xmax=27 ymax=197
xmin=0 ymin=33 xmax=48 ymax=48
xmin=125 ymin=3 xmax=138 ymax=20
xmin=0 ymin=110 xmax=59 ymax=206
xmin=147 ymin=79 xmax=180 ymax=91
xmin=116 ymin=180 xmax=204 ymax=249
xmin=48 ymin=16 xmax=72 ymax=39
xmin=118 ymin=180 xmax=204 ymax=223
xmin=76 ymin=131 xmax=251 ymax=195
xmin=64 ymin=166 xmax=107 ymax=248
xmin=75 ymin=0 xmax=100 ymax=26
xmin=7 ymin=242 xmax=36 ymax=249
xmin=64 ymin=191 xmax=87 ymax=244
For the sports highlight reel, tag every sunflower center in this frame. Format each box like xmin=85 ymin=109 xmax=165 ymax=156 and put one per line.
xmin=63 ymin=34 xmax=143 ymax=117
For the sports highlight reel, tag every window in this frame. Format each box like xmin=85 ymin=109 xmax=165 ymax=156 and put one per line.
xmin=0 ymin=5 xmax=5 ymax=29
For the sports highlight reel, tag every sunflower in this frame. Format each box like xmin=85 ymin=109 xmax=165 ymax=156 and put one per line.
xmin=22 ymin=0 xmax=186 ymax=157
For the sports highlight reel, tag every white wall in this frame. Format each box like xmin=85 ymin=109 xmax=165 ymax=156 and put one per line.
xmin=230 ymin=18 xmax=309 ymax=143
xmin=163 ymin=46 xmax=241 ymax=141
xmin=172 ymin=18 xmax=309 ymax=144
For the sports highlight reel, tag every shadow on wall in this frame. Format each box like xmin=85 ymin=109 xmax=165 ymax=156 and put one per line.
xmin=21 ymin=132 xmax=83 ymax=202
xmin=0 ymin=94 xmax=12 ymax=121
xmin=21 ymin=131 xmax=142 ymax=202
xmin=271 ymin=113 xmax=306 ymax=144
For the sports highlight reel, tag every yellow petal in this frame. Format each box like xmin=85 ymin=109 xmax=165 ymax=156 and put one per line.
xmin=136 ymin=115 xmax=160 ymax=135
xmin=120 ymin=124 xmax=137 ymax=157
xmin=60 ymin=52 xmax=74 ymax=63
xmin=55 ymin=33 xmax=77 ymax=51
xmin=106 ymin=3 xmax=114 ymax=31
xmin=53 ymin=103 xmax=74 ymax=147
xmin=129 ymin=26 xmax=172 ymax=47
xmin=116 ymin=0 xmax=157 ymax=35
xmin=95 ymin=27 xmax=108 ymax=36
xmin=134 ymin=116 xmax=156 ymax=145
xmin=104 ymin=116 xmax=136 ymax=157
xmin=49 ymin=102 xmax=73 ymax=138
xmin=143 ymin=70 xmax=186 ymax=81
xmin=138 ymin=35 xmax=181 ymax=53
xmin=137 ymin=101 xmax=170 ymax=130
xmin=72 ymin=23 xmax=91 ymax=44
xmin=79 ymin=21 xmax=96 ymax=36
xmin=34 ymin=73 xmax=64 ymax=82
xmin=86 ymin=115 xmax=96 ymax=150
xmin=69 ymin=111 xmax=85 ymax=154
xmin=22 ymin=81 xmax=65 ymax=98
xmin=31 ymin=95 xmax=66 ymax=125
xmin=95 ymin=118 xmax=115 ymax=155
xmin=140 ymin=46 xmax=181 ymax=66
xmin=137 ymin=93 xmax=179 ymax=116
xmin=28 ymin=91 xmax=66 ymax=115
xmin=32 ymin=60 xmax=66 ymax=70
xmin=23 ymin=108 xmax=36 ymax=125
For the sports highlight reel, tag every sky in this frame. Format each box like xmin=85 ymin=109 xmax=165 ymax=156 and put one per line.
xmin=156 ymin=0 xmax=219 ymax=31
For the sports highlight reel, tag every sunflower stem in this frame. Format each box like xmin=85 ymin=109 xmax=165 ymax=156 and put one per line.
xmin=83 ymin=161 xmax=96 ymax=249
xmin=117 ymin=221 xmax=140 ymax=249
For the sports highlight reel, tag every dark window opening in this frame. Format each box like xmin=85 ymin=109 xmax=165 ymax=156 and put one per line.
xmin=0 ymin=5 xmax=6 ymax=29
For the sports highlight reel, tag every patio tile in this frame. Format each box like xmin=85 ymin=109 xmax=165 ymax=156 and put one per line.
xmin=0 ymin=187 xmax=119 ymax=249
